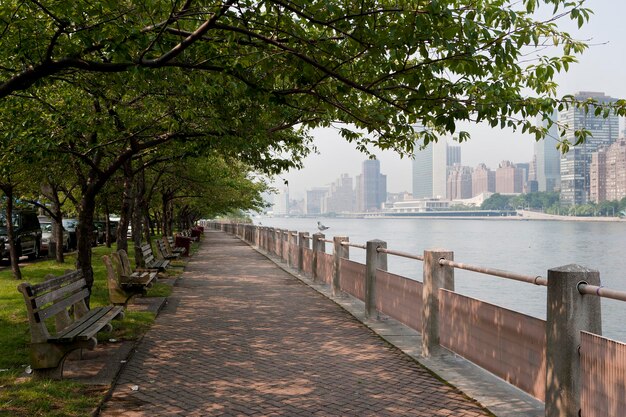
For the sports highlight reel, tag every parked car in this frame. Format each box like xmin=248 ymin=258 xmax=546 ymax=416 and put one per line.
xmin=94 ymin=220 xmax=121 ymax=243
xmin=62 ymin=218 xmax=78 ymax=250
xmin=39 ymin=219 xmax=70 ymax=254
xmin=62 ymin=218 xmax=100 ymax=248
xmin=0 ymin=210 xmax=42 ymax=261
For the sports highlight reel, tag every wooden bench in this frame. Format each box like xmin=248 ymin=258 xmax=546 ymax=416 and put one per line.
xmin=102 ymin=251 xmax=157 ymax=305
xmin=179 ymin=229 xmax=199 ymax=242
xmin=156 ymin=238 xmax=180 ymax=261
xmin=117 ymin=249 xmax=160 ymax=278
xmin=141 ymin=243 xmax=170 ymax=271
xmin=17 ymin=270 xmax=125 ymax=379
xmin=165 ymin=236 xmax=186 ymax=255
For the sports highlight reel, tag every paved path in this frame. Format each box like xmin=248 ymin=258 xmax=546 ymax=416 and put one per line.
xmin=100 ymin=231 xmax=489 ymax=416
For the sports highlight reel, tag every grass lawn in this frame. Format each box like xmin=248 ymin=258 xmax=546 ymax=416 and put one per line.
xmin=0 ymin=242 xmax=178 ymax=416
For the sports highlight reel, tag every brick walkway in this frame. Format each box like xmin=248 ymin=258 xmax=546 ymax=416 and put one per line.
xmin=99 ymin=230 xmax=489 ymax=416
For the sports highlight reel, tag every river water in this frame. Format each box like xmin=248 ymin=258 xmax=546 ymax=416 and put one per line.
xmin=254 ymin=216 xmax=626 ymax=341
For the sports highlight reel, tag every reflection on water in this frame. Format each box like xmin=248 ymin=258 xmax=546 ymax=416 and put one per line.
xmin=256 ymin=217 xmax=626 ymax=340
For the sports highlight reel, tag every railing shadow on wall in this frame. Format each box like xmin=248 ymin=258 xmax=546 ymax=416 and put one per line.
xmin=205 ymin=221 xmax=626 ymax=417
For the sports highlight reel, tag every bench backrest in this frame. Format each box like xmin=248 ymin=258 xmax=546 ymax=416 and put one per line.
xmin=141 ymin=243 xmax=155 ymax=266
xmin=18 ymin=271 xmax=90 ymax=343
xmin=155 ymin=239 xmax=169 ymax=259
xmin=117 ymin=249 xmax=133 ymax=276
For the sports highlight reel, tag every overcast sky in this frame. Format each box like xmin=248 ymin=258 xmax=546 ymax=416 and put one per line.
xmin=274 ymin=0 xmax=626 ymax=199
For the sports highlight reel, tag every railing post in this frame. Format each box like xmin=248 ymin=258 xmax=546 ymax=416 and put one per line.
xmin=312 ymin=233 xmax=324 ymax=281
xmin=545 ymin=264 xmax=602 ymax=417
xmin=287 ymin=231 xmax=296 ymax=267
xmin=298 ymin=232 xmax=308 ymax=271
xmin=422 ymin=249 xmax=454 ymax=357
xmin=365 ymin=240 xmax=387 ymax=319
xmin=332 ymin=236 xmax=348 ymax=296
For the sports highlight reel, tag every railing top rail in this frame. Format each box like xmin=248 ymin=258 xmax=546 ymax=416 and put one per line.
xmin=578 ymin=283 xmax=626 ymax=302
xmin=319 ymin=238 xmax=333 ymax=244
xmin=438 ymin=259 xmax=548 ymax=286
xmin=377 ymin=247 xmax=424 ymax=261
xmin=340 ymin=241 xmax=366 ymax=250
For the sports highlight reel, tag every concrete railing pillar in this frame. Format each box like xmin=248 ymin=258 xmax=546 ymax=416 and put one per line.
xmin=287 ymin=231 xmax=297 ymax=267
xmin=332 ymin=236 xmax=349 ymax=296
xmin=312 ymin=233 xmax=324 ymax=281
xmin=365 ymin=240 xmax=387 ymax=319
xmin=545 ymin=264 xmax=602 ymax=417
xmin=422 ymin=249 xmax=454 ymax=357
xmin=298 ymin=232 xmax=308 ymax=271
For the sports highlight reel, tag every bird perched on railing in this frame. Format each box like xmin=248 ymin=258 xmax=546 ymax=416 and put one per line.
xmin=317 ymin=221 xmax=329 ymax=231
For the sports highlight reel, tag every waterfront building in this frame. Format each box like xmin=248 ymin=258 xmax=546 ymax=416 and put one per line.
xmin=412 ymin=139 xmax=455 ymax=199
xmin=534 ymin=112 xmax=561 ymax=192
xmin=356 ymin=160 xmax=387 ymax=212
xmin=559 ymin=91 xmax=619 ymax=205
xmin=472 ymin=163 xmax=496 ymax=196
xmin=447 ymin=165 xmax=473 ymax=200
xmin=273 ymin=187 xmax=290 ymax=216
xmin=495 ymin=160 xmax=523 ymax=194
xmin=590 ymin=139 xmax=626 ymax=203
xmin=384 ymin=198 xmax=450 ymax=213
xmin=321 ymin=174 xmax=354 ymax=214
xmin=305 ymin=187 xmax=328 ymax=215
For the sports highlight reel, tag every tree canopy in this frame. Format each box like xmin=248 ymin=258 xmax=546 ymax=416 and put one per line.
xmin=0 ymin=0 xmax=614 ymax=151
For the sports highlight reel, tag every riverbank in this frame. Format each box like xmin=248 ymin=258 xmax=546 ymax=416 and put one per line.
xmin=516 ymin=210 xmax=626 ymax=222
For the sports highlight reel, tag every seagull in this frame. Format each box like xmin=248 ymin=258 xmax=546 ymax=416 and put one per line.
xmin=317 ymin=221 xmax=329 ymax=231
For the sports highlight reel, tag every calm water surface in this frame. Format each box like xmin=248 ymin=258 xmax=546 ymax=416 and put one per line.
xmin=255 ymin=217 xmax=626 ymax=341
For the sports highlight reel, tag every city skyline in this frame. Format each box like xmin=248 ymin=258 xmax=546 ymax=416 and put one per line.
xmin=274 ymin=1 xmax=626 ymax=200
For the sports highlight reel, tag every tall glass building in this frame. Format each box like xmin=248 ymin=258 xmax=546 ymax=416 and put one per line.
xmin=357 ymin=160 xmax=387 ymax=211
xmin=412 ymin=139 xmax=453 ymax=199
xmin=534 ymin=111 xmax=561 ymax=192
xmin=559 ymin=92 xmax=619 ymax=205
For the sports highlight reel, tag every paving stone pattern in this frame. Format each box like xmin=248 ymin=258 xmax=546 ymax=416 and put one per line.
xmin=100 ymin=231 xmax=490 ymax=416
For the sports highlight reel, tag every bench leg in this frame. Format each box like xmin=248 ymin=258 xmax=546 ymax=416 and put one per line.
xmin=30 ymin=338 xmax=97 ymax=380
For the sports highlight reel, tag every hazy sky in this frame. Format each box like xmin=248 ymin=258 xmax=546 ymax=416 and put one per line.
xmin=275 ymin=1 xmax=626 ymax=199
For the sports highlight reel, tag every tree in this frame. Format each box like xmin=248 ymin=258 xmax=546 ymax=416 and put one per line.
xmin=0 ymin=0 xmax=614 ymax=150
xmin=481 ymin=193 xmax=512 ymax=210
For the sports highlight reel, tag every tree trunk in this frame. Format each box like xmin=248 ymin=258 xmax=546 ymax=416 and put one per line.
xmin=132 ymin=168 xmax=145 ymax=268
xmin=40 ymin=182 xmax=65 ymax=263
xmin=116 ymin=160 xmax=133 ymax=252
xmin=104 ymin=201 xmax=112 ymax=248
xmin=76 ymin=194 xmax=97 ymax=297
xmin=2 ymin=186 xmax=22 ymax=280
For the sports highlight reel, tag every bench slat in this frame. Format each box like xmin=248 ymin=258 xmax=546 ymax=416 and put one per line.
xmin=33 ymin=279 xmax=86 ymax=310
xmin=37 ymin=288 xmax=90 ymax=322
xmin=53 ymin=305 xmax=123 ymax=342
xmin=29 ymin=271 xmax=83 ymax=296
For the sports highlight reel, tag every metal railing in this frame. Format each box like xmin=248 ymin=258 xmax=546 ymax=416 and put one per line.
xmin=438 ymin=259 xmax=548 ymax=286
xmin=578 ymin=282 xmax=626 ymax=302
xmin=341 ymin=241 xmax=366 ymax=250
xmin=377 ymin=247 xmax=425 ymax=262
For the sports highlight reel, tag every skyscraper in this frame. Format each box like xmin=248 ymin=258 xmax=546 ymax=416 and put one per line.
xmin=472 ymin=163 xmax=495 ymax=196
xmin=321 ymin=174 xmax=354 ymax=213
xmin=412 ymin=139 xmax=453 ymax=199
xmin=273 ymin=187 xmax=289 ymax=215
xmin=447 ymin=165 xmax=473 ymax=200
xmin=305 ymin=188 xmax=328 ymax=215
xmin=559 ymin=91 xmax=619 ymax=205
xmin=590 ymin=139 xmax=626 ymax=203
xmin=496 ymin=161 xmax=523 ymax=194
xmin=357 ymin=160 xmax=387 ymax=211
xmin=534 ymin=112 xmax=561 ymax=192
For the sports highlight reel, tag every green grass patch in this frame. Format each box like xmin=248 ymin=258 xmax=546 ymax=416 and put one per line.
xmin=0 ymin=373 xmax=105 ymax=417
xmin=0 ymin=242 xmax=179 ymax=417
